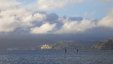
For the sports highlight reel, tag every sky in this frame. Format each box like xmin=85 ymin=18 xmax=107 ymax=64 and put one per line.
xmin=0 ymin=0 xmax=113 ymax=49
xmin=0 ymin=0 xmax=113 ymax=35
xmin=19 ymin=0 xmax=113 ymax=19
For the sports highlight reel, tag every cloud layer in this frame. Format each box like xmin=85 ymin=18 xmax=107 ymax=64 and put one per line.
xmin=30 ymin=23 xmax=56 ymax=34
xmin=0 ymin=0 xmax=113 ymax=35
xmin=37 ymin=0 xmax=84 ymax=10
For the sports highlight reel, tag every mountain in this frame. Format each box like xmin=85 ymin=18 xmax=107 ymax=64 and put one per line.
xmin=93 ymin=39 xmax=113 ymax=50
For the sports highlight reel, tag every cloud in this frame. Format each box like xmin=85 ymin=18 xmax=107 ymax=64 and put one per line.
xmin=1 ymin=6 xmax=113 ymax=34
xmin=0 ymin=0 xmax=46 ymax=33
xmin=30 ymin=23 xmax=56 ymax=34
xmin=56 ymin=18 xmax=96 ymax=34
xmin=0 ymin=0 xmax=20 ymax=10
xmin=37 ymin=0 xmax=84 ymax=10
xmin=0 ymin=16 xmax=17 ymax=32
xmin=98 ymin=16 xmax=113 ymax=28
xmin=0 ymin=0 xmax=113 ymax=35
xmin=0 ymin=8 xmax=30 ymax=32
xmin=0 ymin=0 xmax=20 ymax=32
xmin=56 ymin=9 xmax=113 ymax=34
xmin=98 ymin=9 xmax=113 ymax=28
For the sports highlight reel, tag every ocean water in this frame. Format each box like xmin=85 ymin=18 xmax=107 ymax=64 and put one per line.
xmin=0 ymin=50 xmax=113 ymax=64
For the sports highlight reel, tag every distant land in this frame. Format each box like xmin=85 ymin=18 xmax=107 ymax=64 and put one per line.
xmin=0 ymin=38 xmax=113 ymax=51
xmin=0 ymin=34 xmax=113 ymax=50
xmin=93 ymin=39 xmax=113 ymax=50
xmin=37 ymin=39 xmax=113 ymax=50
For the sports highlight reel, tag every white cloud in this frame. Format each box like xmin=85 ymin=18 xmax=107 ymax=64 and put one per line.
xmin=56 ymin=9 xmax=113 ymax=34
xmin=37 ymin=0 xmax=84 ymax=10
xmin=98 ymin=16 xmax=113 ymax=28
xmin=30 ymin=23 xmax=56 ymax=34
xmin=0 ymin=0 xmax=113 ymax=34
xmin=32 ymin=13 xmax=46 ymax=21
xmin=56 ymin=19 xmax=96 ymax=34
xmin=0 ymin=8 xmax=30 ymax=32
xmin=0 ymin=0 xmax=20 ymax=32
xmin=98 ymin=9 xmax=113 ymax=28
xmin=0 ymin=0 xmax=46 ymax=32
xmin=0 ymin=0 xmax=20 ymax=10
xmin=0 ymin=16 xmax=17 ymax=32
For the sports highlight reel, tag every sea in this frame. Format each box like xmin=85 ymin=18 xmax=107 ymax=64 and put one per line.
xmin=0 ymin=50 xmax=113 ymax=64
